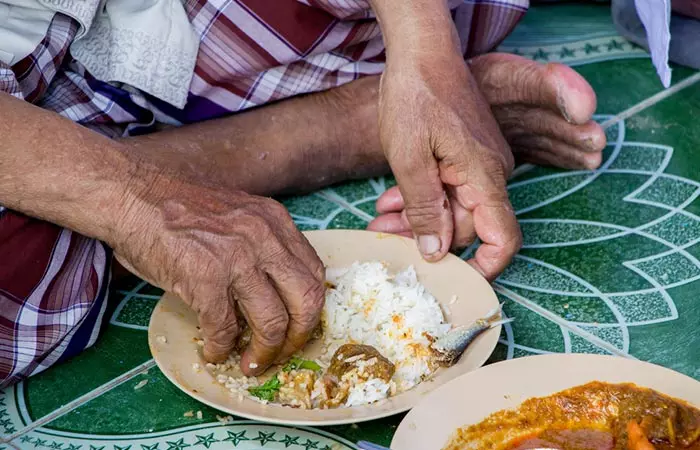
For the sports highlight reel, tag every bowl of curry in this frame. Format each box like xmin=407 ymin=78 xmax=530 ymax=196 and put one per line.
xmin=391 ymin=354 xmax=700 ymax=450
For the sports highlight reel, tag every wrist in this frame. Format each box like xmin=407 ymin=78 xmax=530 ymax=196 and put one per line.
xmin=50 ymin=143 xmax=159 ymax=247
xmin=370 ymin=0 xmax=461 ymax=63
xmin=101 ymin=148 xmax=173 ymax=252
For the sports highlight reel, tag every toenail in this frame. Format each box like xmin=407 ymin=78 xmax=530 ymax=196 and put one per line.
xmin=580 ymin=136 xmax=596 ymax=150
xmin=555 ymin=79 xmax=573 ymax=124
xmin=584 ymin=153 xmax=601 ymax=169
xmin=582 ymin=132 xmax=606 ymax=151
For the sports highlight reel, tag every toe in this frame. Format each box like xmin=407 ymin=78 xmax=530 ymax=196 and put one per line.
xmin=512 ymin=136 xmax=603 ymax=170
xmin=548 ymin=63 xmax=598 ymax=125
xmin=469 ymin=53 xmax=597 ymax=124
xmin=494 ymin=106 xmax=607 ymax=152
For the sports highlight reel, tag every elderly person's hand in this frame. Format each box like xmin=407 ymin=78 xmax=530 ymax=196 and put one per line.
xmin=0 ymin=91 xmax=327 ymax=377
xmin=113 ymin=173 xmax=326 ymax=376
xmin=368 ymin=0 xmax=522 ymax=280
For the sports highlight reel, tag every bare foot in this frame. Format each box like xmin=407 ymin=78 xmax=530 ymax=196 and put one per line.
xmin=368 ymin=53 xmax=606 ymax=238
xmin=471 ymin=53 xmax=606 ymax=170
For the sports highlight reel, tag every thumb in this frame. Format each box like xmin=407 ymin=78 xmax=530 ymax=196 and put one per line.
xmin=197 ymin=294 xmax=240 ymax=363
xmin=392 ymin=155 xmax=453 ymax=261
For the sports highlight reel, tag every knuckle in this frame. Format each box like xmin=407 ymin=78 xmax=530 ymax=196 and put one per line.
xmin=199 ymin=304 xmax=239 ymax=349
xmin=195 ymin=290 xmax=228 ymax=319
xmin=397 ymin=152 xmax=440 ymax=181
xmin=230 ymin=265 xmax=264 ymax=292
xmin=504 ymin=229 xmax=523 ymax=255
xmin=233 ymin=208 xmax=274 ymax=236
xmin=405 ymin=198 xmax=448 ymax=231
xmin=228 ymin=240 xmax=251 ymax=263
xmin=207 ymin=320 xmax=239 ymax=348
xmin=247 ymin=214 xmax=273 ymax=236
xmin=261 ymin=197 xmax=291 ymax=219
xmin=441 ymin=156 xmax=472 ymax=178
xmin=261 ymin=240 xmax=294 ymax=266
xmin=300 ymin=243 xmax=325 ymax=280
xmin=297 ymin=281 xmax=325 ymax=324
xmin=312 ymin=261 xmax=325 ymax=281
xmin=256 ymin=312 xmax=289 ymax=347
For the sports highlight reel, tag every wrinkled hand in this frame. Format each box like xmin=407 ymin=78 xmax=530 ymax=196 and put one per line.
xmin=110 ymin=174 xmax=325 ymax=376
xmin=371 ymin=55 xmax=522 ymax=280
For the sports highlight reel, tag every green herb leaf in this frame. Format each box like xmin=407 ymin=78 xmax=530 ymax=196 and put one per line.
xmin=283 ymin=357 xmax=322 ymax=372
xmin=247 ymin=376 xmax=282 ymax=402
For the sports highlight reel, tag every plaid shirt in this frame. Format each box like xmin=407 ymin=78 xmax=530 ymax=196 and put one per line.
xmin=0 ymin=0 xmax=528 ymax=388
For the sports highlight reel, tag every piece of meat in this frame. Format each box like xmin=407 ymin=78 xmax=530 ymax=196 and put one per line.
xmin=327 ymin=344 xmax=395 ymax=382
xmin=543 ymin=429 xmax=615 ymax=450
xmin=509 ymin=437 xmax=563 ymax=449
xmin=509 ymin=429 xmax=614 ymax=450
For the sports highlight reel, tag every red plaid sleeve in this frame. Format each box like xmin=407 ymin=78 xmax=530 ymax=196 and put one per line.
xmin=299 ymin=0 xmax=373 ymax=19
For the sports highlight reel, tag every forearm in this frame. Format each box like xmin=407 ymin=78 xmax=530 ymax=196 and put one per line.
xmin=121 ymin=80 xmax=384 ymax=196
xmin=122 ymin=100 xmax=335 ymax=184
xmin=0 ymin=92 xmax=140 ymax=244
xmin=369 ymin=0 xmax=462 ymax=63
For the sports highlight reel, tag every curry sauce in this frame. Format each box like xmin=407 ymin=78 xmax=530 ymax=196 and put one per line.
xmin=443 ymin=382 xmax=700 ymax=450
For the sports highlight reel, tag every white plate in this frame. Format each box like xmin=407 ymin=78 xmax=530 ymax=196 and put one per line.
xmin=392 ymin=353 xmax=700 ymax=449
xmin=148 ymin=229 xmax=501 ymax=426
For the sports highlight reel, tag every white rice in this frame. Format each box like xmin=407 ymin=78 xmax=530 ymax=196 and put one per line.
xmin=323 ymin=261 xmax=451 ymax=395
xmin=346 ymin=378 xmax=391 ymax=406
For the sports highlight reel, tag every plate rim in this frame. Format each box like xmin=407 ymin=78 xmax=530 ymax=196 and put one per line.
xmin=391 ymin=353 xmax=700 ymax=448
xmin=147 ymin=229 xmax=501 ymax=426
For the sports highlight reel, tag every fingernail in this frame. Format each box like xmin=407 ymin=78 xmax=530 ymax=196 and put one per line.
xmin=418 ymin=235 xmax=441 ymax=257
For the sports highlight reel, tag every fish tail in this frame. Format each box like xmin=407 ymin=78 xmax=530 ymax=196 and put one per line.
xmin=482 ymin=305 xmax=502 ymax=321
xmin=480 ymin=303 xmax=514 ymax=327
xmin=488 ymin=318 xmax=514 ymax=329
xmin=482 ymin=302 xmax=508 ymax=321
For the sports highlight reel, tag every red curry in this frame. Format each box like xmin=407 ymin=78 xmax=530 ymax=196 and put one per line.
xmin=444 ymin=382 xmax=700 ymax=450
